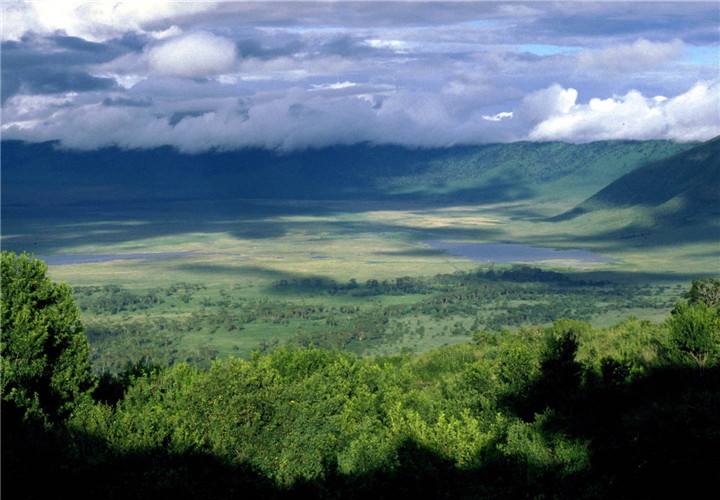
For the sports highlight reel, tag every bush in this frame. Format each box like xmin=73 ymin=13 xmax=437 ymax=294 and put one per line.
xmin=666 ymin=301 xmax=720 ymax=373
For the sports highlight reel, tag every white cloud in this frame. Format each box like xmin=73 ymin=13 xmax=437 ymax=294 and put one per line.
xmin=519 ymin=84 xmax=578 ymax=124
xmin=1 ymin=2 xmax=37 ymax=41
xmin=311 ymin=82 xmax=357 ymax=91
xmin=114 ymin=75 xmax=149 ymax=90
xmin=661 ymin=80 xmax=720 ymax=142
xmin=151 ymin=25 xmax=184 ymax=41
xmin=4 ymin=93 xmax=78 ymax=120
xmin=577 ymin=38 xmax=685 ymax=75
xmin=231 ymin=55 xmax=359 ymax=83
xmin=527 ymin=80 xmax=720 ymax=142
xmin=5 ymin=80 xmax=717 ymax=152
xmin=146 ymin=32 xmax=237 ymax=78
xmin=364 ymin=39 xmax=410 ymax=53
xmin=482 ymin=111 xmax=513 ymax=122
xmin=2 ymin=87 xmax=502 ymax=152
xmin=215 ymin=75 xmax=239 ymax=85
xmin=1 ymin=1 xmax=221 ymax=42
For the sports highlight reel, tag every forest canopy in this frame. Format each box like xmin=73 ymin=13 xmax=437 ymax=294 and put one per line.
xmin=1 ymin=253 xmax=719 ymax=498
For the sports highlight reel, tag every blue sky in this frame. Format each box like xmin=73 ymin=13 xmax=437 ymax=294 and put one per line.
xmin=2 ymin=1 xmax=718 ymax=151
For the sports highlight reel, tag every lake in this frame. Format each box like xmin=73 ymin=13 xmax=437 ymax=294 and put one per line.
xmin=423 ymin=241 xmax=615 ymax=264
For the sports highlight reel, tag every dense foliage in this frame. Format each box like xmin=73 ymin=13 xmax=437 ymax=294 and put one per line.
xmin=73 ymin=265 xmax=673 ymax=373
xmin=658 ymin=277 xmax=720 ymax=375
xmin=2 ymin=259 xmax=719 ymax=498
xmin=1 ymin=252 xmax=94 ymax=425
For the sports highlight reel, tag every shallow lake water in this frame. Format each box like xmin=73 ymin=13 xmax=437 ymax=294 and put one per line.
xmin=423 ymin=241 xmax=615 ymax=264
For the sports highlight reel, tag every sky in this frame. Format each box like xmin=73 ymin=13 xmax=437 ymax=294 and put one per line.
xmin=2 ymin=1 xmax=719 ymax=152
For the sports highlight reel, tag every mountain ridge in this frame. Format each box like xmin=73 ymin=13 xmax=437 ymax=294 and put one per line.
xmin=1 ymin=139 xmax=695 ymax=208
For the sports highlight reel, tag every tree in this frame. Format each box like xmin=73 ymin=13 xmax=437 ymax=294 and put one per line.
xmin=666 ymin=300 xmax=720 ymax=374
xmin=524 ymin=321 xmax=585 ymax=415
xmin=1 ymin=252 xmax=94 ymax=424
xmin=683 ymin=277 xmax=720 ymax=308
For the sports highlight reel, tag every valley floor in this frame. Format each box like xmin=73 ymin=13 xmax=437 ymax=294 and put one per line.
xmin=4 ymin=197 xmax=715 ymax=369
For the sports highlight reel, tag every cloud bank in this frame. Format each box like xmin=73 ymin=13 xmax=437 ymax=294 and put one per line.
xmin=2 ymin=1 xmax=718 ymax=151
xmin=528 ymin=81 xmax=720 ymax=142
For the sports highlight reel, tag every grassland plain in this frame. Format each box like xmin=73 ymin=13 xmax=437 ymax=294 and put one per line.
xmin=10 ymin=197 xmax=695 ymax=371
xmin=3 ymin=139 xmax=717 ymax=370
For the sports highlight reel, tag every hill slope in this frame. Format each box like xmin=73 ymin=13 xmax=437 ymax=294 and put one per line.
xmin=550 ymin=136 xmax=720 ymax=245
xmin=557 ymin=136 xmax=720 ymax=220
xmin=1 ymin=140 xmax=693 ymax=208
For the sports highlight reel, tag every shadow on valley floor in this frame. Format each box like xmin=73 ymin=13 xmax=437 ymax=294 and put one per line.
xmin=375 ymin=248 xmax=451 ymax=258
xmin=511 ymin=220 xmax=719 ymax=266
xmin=3 ymin=196 xmax=716 ymax=280
xmin=2 ymin=197 xmax=507 ymax=258
xmin=172 ymin=262 xmax=348 ymax=295
xmin=555 ymin=221 xmax=720 ymax=251
xmin=1 ymin=200 xmax=344 ymax=255
xmin=402 ymin=179 xmax=535 ymax=207
xmin=2 ymin=141 xmax=541 ymax=210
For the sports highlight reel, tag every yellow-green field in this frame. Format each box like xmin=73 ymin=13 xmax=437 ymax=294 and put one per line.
xmin=4 ymin=198 xmax=714 ymax=370
xmin=43 ymin=199 xmax=716 ymax=287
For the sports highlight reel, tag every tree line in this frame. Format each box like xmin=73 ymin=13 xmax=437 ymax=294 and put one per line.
xmin=72 ymin=264 xmax=672 ymax=371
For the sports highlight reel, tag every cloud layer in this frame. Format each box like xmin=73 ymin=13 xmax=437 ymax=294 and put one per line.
xmin=576 ymin=39 xmax=686 ymax=75
xmin=528 ymin=81 xmax=720 ymax=142
xmin=2 ymin=1 xmax=719 ymax=151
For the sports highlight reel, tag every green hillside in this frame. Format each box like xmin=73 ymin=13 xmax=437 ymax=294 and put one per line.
xmin=378 ymin=140 xmax=696 ymax=204
xmin=561 ymin=136 xmax=719 ymax=217
xmin=1 ymin=140 xmax=694 ymax=209
xmin=550 ymin=137 xmax=720 ymax=245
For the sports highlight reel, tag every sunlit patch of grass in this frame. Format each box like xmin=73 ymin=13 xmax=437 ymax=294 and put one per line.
xmin=18 ymin=197 xmax=716 ymax=369
xmin=44 ymin=198 xmax=716 ymax=290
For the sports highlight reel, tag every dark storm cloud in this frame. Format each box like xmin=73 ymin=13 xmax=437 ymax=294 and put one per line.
xmin=115 ymin=32 xmax=153 ymax=53
xmin=168 ymin=110 xmax=210 ymax=126
xmin=2 ymin=68 xmax=116 ymax=102
xmin=236 ymin=38 xmax=307 ymax=59
xmin=1 ymin=33 xmax=130 ymax=100
xmin=318 ymin=35 xmax=376 ymax=58
xmin=102 ymin=96 xmax=153 ymax=107
xmin=48 ymin=33 xmax=108 ymax=53
xmin=3 ymin=33 xmax=131 ymax=67
xmin=25 ymin=69 xmax=115 ymax=94
xmin=529 ymin=2 xmax=720 ymax=45
xmin=205 ymin=1 xmax=504 ymax=30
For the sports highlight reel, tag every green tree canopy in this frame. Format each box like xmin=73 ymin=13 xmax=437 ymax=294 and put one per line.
xmin=683 ymin=277 xmax=720 ymax=308
xmin=1 ymin=252 xmax=94 ymax=424
xmin=667 ymin=299 xmax=720 ymax=373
